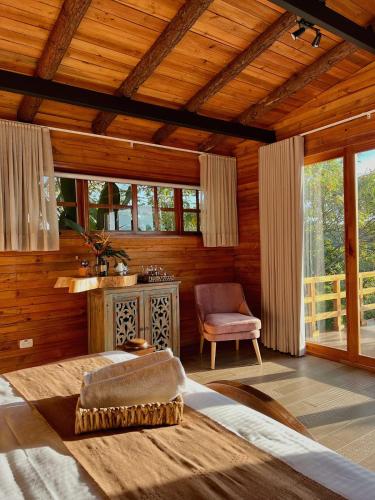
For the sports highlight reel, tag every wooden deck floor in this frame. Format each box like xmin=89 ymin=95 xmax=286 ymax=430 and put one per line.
xmin=306 ymin=322 xmax=375 ymax=358
xmin=182 ymin=342 xmax=375 ymax=473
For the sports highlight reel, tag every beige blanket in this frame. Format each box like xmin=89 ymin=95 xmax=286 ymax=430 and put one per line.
xmin=5 ymin=355 xmax=342 ymax=500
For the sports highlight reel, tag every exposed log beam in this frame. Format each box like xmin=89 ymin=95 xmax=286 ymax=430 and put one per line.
xmin=0 ymin=70 xmax=276 ymax=143
xmin=152 ymin=12 xmax=296 ymax=144
xmin=17 ymin=0 xmax=91 ymax=123
xmin=92 ymin=0 xmax=213 ymax=135
xmin=199 ymin=40 xmax=357 ymax=151
xmin=270 ymin=0 xmax=375 ymax=55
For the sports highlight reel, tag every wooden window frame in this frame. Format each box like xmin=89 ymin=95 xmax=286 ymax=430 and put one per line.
xmin=56 ymin=175 xmax=200 ymax=237
xmin=55 ymin=176 xmax=82 ymax=230
xmin=304 ymin=143 xmax=375 ymax=371
xmin=87 ymin=180 xmax=134 ymax=232
xmin=181 ymin=188 xmax=201 ymax=234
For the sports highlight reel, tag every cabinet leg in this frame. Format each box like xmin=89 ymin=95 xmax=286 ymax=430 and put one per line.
xmin=235 ymin=339 xmax=240 ymax=351
xmin=211 ymin=342 xmax=216 ymax=370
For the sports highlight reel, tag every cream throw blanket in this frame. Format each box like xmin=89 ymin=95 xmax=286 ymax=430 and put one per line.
xmin=80 ymin=354 xmax=186 ymax=409
xmin=83 ymin=349 xmax=173 ymax=385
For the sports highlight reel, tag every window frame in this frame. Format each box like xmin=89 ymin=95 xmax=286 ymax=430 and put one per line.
xmin=55 ymin=175 xmax=200 ymax=237
xmin=181 ymin=188 xmax=201 ymax=234
xmin=86 ymin=180 xmax=134 ymax=232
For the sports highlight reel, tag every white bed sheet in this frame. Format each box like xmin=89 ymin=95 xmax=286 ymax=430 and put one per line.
xmin=0 ymin=350 xmax=374 ymax=500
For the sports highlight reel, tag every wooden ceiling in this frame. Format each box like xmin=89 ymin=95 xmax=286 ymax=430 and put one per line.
xmin=0 ymin=0 xmax=374 ymax=154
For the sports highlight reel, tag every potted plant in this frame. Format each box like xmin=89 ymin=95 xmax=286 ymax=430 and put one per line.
xmin=63 ymin=219 xmax=130 ymax=276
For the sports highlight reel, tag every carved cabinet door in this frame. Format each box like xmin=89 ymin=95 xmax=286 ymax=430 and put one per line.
xmin=108 ymin=291 xmax=145 ymax=349
xmin=143 ymin=286 xmax=180 ymax=355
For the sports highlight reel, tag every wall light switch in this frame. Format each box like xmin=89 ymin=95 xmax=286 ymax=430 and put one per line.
xmin=19 ymin=338 xmax=33 ymax=349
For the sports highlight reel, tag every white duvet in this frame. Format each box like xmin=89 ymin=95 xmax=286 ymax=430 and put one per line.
xmin=1 ymin=351 xmax=375 ymax=500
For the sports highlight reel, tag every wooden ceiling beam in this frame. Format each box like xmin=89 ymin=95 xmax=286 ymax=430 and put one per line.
xmin=0 ymin=69 xmax=276 ymax=143
xmin=92 ymin=0 xmax=213 ymax=135
xmin=17 ymin=0 xmax=91 ymax=123
xmin=270 ymin=0 xmax=375 ymax=55
xmin=199 ymin=40 xmax=357 ymax=151
xmin=152 ymin=12 xmax=296 ymax=144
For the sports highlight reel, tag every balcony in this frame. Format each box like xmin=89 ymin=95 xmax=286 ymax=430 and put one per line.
xmin=305 ymin=271 xmax=375 ymax=357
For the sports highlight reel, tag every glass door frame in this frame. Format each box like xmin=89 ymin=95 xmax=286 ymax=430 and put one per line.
xmin=305 ymin=140 xmax=375 ymax=371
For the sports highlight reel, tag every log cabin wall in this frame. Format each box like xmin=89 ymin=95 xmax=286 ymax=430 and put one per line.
xmin=234 ymin=115 xmax=375 ymax=320
xmin=234 ymin=141 xmax=262 ymax=318
xmin=0 ymin=130 xmax=235 ymax=373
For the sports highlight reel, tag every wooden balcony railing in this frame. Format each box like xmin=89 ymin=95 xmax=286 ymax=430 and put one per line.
xmin=304 ymin=271 xmax=375 ymax=334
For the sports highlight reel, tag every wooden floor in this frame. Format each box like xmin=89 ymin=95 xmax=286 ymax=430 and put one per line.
xmin=182 ymin=342 xmax=375 ymax=473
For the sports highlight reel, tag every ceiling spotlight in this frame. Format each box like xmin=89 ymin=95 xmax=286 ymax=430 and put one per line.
xmin=291 ymin=24 xmax=306 ymax=40
xmin=312 ymin=30 xmax=322 ymax=48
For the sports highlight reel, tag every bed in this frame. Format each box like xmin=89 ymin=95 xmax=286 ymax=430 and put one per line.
xmin=1 ymin=350 xmax=375 ymax=499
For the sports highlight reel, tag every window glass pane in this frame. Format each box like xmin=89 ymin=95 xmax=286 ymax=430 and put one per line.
xmin=183 ymin=212 xmax=198 ymax=232
xmin=137 ymin=185 xmax=154 ymax=206
xmin=89 ymin=207 xmax=111 ymax=231
xmin=157 ymin=187 xmax=174 ymax=208
xmin=88 ymin=181 xmax=109 ymax=204
xmin=303 ymin=158 xmax=347 ymax=351
xmin=57 ymin=206 xmax=77 ymax=229
xmin=55 ymin=177 xmax=76 ymax=202
xmin=115 ymin=208 xmax=132 ymax=231
xmin=356 ymin=149 xmax=375 ymax=358
xmin=138 ymin=207 xmax=155 ymax=231
xmin=182 ymin=189 xmax=197 ymax=209
xmin=137 ymin=186 xmax=155 ymax=231
xmin=159 ymin=210 xmax=175 ymax=231
xmin=114 ymin=183 xmax=132 ymax=206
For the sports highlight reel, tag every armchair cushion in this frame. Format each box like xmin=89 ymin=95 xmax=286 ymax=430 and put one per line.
xmin=204 ymin=313 xmax=261 ymax=335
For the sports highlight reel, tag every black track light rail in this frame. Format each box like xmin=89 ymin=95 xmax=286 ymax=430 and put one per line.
xmin=271 ymin=0 xmax=375 ymax=54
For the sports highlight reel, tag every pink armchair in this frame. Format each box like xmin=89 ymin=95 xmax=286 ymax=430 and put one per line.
xmin=194 ymin=283 xmax=262 ymax=369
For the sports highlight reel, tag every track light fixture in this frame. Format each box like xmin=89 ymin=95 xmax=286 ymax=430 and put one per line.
xmin=291 ymin=24 xmax=306 ymax=40
xmin=291 ymin=19 xmax=323 ymax=48
xmin=312 ymin=30 xmax=322 ymax=48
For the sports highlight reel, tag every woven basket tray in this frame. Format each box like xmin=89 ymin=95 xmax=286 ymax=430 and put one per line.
xmin=75 ymin=395 xmax=184 ymax=435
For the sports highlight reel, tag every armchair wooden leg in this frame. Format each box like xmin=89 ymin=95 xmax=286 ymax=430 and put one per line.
xmin=200 ymin=335 xmax=205 ymax=354
xmin=235 ymin=339 xmax=240 ymax=351
xmin=211 ymin=342 xmax=216 ymax=370
xmin=252 ymin=339 xmax=262 ymax=365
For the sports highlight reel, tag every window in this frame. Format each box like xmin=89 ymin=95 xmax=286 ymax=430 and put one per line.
xmin=88 ymin=181 xmax=133 ymax=231
xmin=56 ymin=176 xmax=200 ymax=235
xmin=182 ymin=189 xmax=200 ymax=232
xmin=55 ymin=177 xmax=78 ymax=230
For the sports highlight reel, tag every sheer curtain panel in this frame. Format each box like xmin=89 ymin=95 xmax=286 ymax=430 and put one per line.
xmin=0 ymin=120 xmax=59 ymax=251
xmin=199 ymin=154 xmax=238 ymax=247
xmin=259 ymin=136 xmax=305 ymax=356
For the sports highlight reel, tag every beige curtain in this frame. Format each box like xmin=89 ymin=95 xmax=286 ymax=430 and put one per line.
xmin=199 ymin=154 xmax=238 ymax=247
xmin=0 ymin=120 xmax=59 ymax=251
xmin=259 ymin=136 xmax=305 ymax=356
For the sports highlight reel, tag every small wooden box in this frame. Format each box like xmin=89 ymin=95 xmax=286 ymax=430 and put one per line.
xmin=75 ymin=395 xmax=184 ymax=435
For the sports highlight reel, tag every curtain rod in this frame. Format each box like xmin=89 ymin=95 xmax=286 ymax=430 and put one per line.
xmin=55 ymin=171 xmax=200 ymax=191
xmin=300 ymin=108 xmax=375 ymax=137
xmin=1 ymin=118 xmax=235 ymax=158
xmin=47 ymin=125 xmax=235 ymax=159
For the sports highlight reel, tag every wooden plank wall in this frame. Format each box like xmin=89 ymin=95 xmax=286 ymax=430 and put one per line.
xmin=234 ymin=141 xmax=262 ymax=317
xmin=234 ymin=115 xmax=375 ymax=322
xmin=0 ymin=131 xmax=234 ymax=373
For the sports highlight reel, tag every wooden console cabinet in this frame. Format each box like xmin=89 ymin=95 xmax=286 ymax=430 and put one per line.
xmin=88 ymin=282 xmax=180 ymax=355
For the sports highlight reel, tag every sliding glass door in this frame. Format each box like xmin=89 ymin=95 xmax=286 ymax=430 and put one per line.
xmin=304 ymin=145 xmax=375 ymax=369
xmin=356 ymin=149 xmax=375 ymax=359
xmin=304 ymin=158 xmax=347 ymax=351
